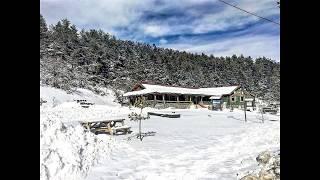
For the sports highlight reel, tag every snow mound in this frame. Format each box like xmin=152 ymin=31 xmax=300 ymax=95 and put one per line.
xmin=40 ymin=86 xmax=133 ymax=180
xmin=40 ymin=111 xmax=120 ymax=180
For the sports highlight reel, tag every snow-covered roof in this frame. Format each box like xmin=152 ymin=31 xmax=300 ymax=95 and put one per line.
xmin=123 ymin=83 xmax=239 ymax=97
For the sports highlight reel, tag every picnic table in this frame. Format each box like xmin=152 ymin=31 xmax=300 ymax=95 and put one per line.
xmin=74 ymin=99 xmax=95 ymax=108
xmin=75 ymin=99 xmax=87 ymax=103
xmin=80 ymin=119 xmax=132 ymax=135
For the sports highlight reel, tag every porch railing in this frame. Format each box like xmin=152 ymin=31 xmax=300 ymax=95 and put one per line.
xmin=145 ymin=100 xmax=193 ymax=109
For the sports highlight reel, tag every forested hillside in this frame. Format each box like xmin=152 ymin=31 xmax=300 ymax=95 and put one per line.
xmin=40 ymin=14 xmax=279 ymax=101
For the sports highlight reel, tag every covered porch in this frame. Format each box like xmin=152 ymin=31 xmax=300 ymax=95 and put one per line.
xmin=128 ymin=93 xmax=212 ymax=109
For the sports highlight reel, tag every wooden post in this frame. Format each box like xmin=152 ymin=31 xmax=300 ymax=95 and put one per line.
xmin=244 ymin=101 xmax=247 ymax=122
xmin=194 ymin=96 xmax=198 ymax=108
xmin=134 ymin=96 xmax=137 ymax=106
xmin=200 ymin=96 xmax=203 ymax=103
xmin=85 ymin=122 xmax=90 ymax=131
xmin=177 ymin=95 xmax=179 ymax=102
xmin=162 ymin=94 xmax=165 ymax=108
xmin=107 ymin=123 xmax=113 ymax=135
xmin=139 ymin=118 xmax=142 ymax=141
xmin=261 ymin=106 xmax=264 ymax=123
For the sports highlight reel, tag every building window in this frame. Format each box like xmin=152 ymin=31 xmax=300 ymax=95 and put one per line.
xmin=156 ymin=95 xmax=162 ymax=100
xmin=169 ymin=95 xmax=177 ymax=101
xmin=231 ymin=96 xmax=235 ymax=102
xmin=179 ymin=95 xmax=186 ymax=101
xmin=240 ymin=96 xmax=244 ymax=102
xmin=202 ymin=96 xmax=210 ymax=101
xmin=147 ymin=94 xmax=154 ymax=100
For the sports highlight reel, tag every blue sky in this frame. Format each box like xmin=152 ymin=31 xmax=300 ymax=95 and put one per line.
xmin=40 ymin=0 xmax=280 ymax=61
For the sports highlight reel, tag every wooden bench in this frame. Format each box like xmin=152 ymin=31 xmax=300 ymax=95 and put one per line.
xmin=80 ymin=102 xmax=94 ymax=105
xmin=148 ymin=112 xmax=181 ymax=118
xmin=80 ymin=119 xmax=132 ymax=135
xmin=112 ymin=125 xmax=132 ymax=134
xmin=262 ymin=107 xmax=278 ymax=114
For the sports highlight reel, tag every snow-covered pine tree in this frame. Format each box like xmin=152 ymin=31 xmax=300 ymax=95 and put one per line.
xmin=40 ymin=16 xmax=280 ymax=102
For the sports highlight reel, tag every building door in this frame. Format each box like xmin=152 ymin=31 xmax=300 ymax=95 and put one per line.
xmin=192 ymin=96 xmax=201 ymax=104
xmin=191 ymin=96 xmax=197 ymax=104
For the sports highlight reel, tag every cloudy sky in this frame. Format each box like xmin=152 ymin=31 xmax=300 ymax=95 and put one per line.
xmin=40 ymin=0 xmax=280 ymax=61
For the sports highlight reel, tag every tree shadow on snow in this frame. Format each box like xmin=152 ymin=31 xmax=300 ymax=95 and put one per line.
xmin=126 ymin=131 xmax=157 ymax=141
xmin=227 ymin=115 xmax=263 ymax=123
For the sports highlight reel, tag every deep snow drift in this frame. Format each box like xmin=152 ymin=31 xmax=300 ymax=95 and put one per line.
xmin=40 ymin=111 xmax=118 ymax=180
xmin=40 ymin=86 xmax=129 ymax=180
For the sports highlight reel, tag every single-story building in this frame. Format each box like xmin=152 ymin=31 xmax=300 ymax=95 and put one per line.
xmin=123 ymin=82 xmax=255 ymax=110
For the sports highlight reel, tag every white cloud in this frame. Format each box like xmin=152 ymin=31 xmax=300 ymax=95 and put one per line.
xmin=40 ymin=0 xmax=280 ymax=60
xmin=159 ymin=38 xmax=168 ymax=44
xmin=143 ymin=25 xmax=170 ymax=37
xmin=41 ymin=0 xmax=279 ymax=36
xmin=192 ymin=0 xmax=279 ymax=34
xmin=40 ymin=0 xmax=149 ymax=35
xmin=162 ymin=34 xmax=280 ymax=61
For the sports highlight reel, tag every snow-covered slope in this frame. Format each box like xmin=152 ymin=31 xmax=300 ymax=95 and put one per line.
xmin=40 ymin=86 xmax=119 ymax=108
xmin=40 ymin=86 xmax=128 ymax=180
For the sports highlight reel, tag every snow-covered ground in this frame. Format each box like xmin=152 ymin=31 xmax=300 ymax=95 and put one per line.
xmin=86 ymin=109 xmax=279 ymax=180
xmin=40 ymin=86 xmax=280 ymax=180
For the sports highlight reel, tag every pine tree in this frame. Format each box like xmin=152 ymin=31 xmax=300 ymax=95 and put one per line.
xmin=40 ymin=14 xmax=48 ymax=39
xmin=40 ymin=16 xmax=280 ymax=102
